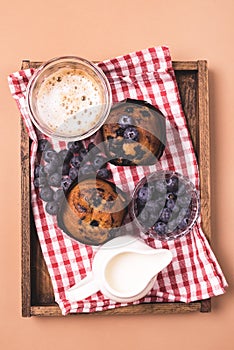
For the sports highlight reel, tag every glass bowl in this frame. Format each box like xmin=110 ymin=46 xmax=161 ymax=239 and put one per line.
xmin=130 ymin=171 xmax=200 ymax=241
xmin=26 ymin=56 xmax=112 ymax=141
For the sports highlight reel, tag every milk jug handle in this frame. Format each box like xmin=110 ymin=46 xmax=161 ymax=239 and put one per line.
xmin=65 ymin=274 xmax=99 ymax=302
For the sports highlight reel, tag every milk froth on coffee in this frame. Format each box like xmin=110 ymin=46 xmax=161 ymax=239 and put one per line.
xmin=36 ymin=67 xmax=104 ymax=137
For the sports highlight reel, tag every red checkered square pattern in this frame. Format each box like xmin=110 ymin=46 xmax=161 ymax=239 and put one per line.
xmin=8 ymin=46 xmax=227 ymax=315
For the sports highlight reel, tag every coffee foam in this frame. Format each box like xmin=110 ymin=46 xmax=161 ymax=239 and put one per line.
xmin=36 ymin=67 xmax=104 ymax=137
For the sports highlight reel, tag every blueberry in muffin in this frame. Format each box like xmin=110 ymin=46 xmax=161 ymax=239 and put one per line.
xmin=102 ymin=99 xmax=166 ymax=166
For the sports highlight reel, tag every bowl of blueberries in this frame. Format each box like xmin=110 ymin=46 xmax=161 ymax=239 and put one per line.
xmin=130 ymin=170 xmax=200 ymax=241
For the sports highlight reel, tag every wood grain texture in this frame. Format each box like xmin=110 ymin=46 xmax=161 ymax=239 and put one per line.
xmin=24 ymin=61 xmax=199 ymax=71
xmin=30 ymin=212 xmax=55 ymax=306
xmin=174 ymin=70 xmax=198 ymax=153
xmin=21 ymin=59 xmax=32 ymax=317
xmin=172 ymin=61 xmax=198 ymax=71
xmin=198 ymin=60 xmax=212 ymax=313
xmin=21 ymin=118 xmax=31 ymax=317
xmin=30 ymin=302 xmax=202 ymax=317
xmin=20 ymin=60 xmax=211 ymax=316
xmin=197 ymin=61 xmax=211 ymax=242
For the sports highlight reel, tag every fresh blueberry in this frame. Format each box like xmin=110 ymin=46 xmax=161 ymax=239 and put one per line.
xmin=143 ymin=200 xmax=162 ymax=227
xmin=166 ymin=174 xmax=179 ymax=193
xmin=177 ymin=181 xmax=186 ymax=196
xmin=70 ymin=155 xmax=81 ymax=168
xmin=34 ymin=165 xmax=45 ymax=178
xmin=87 ymin=148 xmax=101 ymax=163
xmin=154 ymin=196 xmax=167 ymax=213
xmin=136 ymin=200 xmax=145 ymax=214
xmin=40 ymin=187 xmax=54 ymax=202
xmin=177 ymin=194 xmax=191 ymax=208
xmin=153 ymin=221 xmax=167 ymax=235
xmin=176 ymin=207 xmax=189 ymax=224
xmin=154 ymin=180 xmax=167 ymax=194
xmin=174 ymin=208 xmax=192 ymax=231
xmin=145 ymin=199 xmax=161 ymax=213
xmin=34 ymin=165 xmax=40 ymax=178
xmin=44 ymin=160 xmax=58 ymax=175
xmin=58 ymin=149 xmax=68 ymax=160
xmin=87 ymin=143 xmax=101 ymax=159
xmin=97 ymin=167 xmax=112 ymax=179
xmin=79 ymin=163 xmax=95 ymax=176
xmin=123 ymin=127 xmax=139 ymax=141
xmin=171 ymin=203 xmax=181 ymax=215
xmin=159 ymin=208 xmax=171 ymax=223
xmin=33 ymin=176 xmax=47 ymax=188
xmin=48 ymin=172 xmax=62 ymax=187
xmin=53 ymin=189 xmax=65 ymax=202
xmin=93 ymin=154 xmax=106 ymax=170
xmin=178 ymin=216 xmax=190 ymax=230
xmin=56 ymin=165 xmax=63 ymax=176
xmin=61 ymin=163 xmax=70 ymax=176
xmin=185 ymin=207 xmax=191 ymax=218
xmin=59 ymin=149 xmax=73 ymax=164
xmin=43 ymin=149 xmax=56 ymax=162
xmin=38 ymin=139 xmax=52 ymax=152
xmin=166 ymin=198 xmax=176 ymax=210
xmin=138 ymin=210 xmax=149 ymax=225
xmin=137 ymin=186 xmax=152 ymax=202
xmin=118 ymin=115 xmax=133 ymax=128
xmin=61 ymin=177 xmax=73 ymax=192
xmin=33 ymin=177 xmax=40 ymax=188
xmin=45 ymin=201 xmax=59 ymax=215
xmin=148 ymin=182 xmax=157 ymax=196
xmin=64 ymin=150 xmax=74 ymax=164
xmin=167 ymin=218 xmax=179 ymax=232
xmin=67 ymin=141 xmax=83 ymax=153
xmin=43 ymin=150 xmax=61 ymax=167
xmin=148 ymin=213 xmax=160 ymax=227
xmin=69 ymin=167 xmax=78 ymax=181
xmin=56 ymin=160 xmax=70 ymax=176
xmin=79 ymin=148 xmax=88 ymax=161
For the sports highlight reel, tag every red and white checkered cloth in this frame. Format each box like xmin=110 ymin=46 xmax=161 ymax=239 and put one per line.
xmin=8 ymin=46 xmax=227 ymax=315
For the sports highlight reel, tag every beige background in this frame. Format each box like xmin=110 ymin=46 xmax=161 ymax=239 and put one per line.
xmin=0 ymin=0 xmax=233 ymax=349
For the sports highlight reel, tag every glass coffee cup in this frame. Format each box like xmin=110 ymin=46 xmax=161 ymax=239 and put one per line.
xmin=26 ymin=56 xmax=112 ymax=141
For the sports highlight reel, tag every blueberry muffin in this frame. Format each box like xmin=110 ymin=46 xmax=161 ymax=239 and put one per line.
xmin=58 ymin=178 xmax=127 ymax=245
xmin=102 ymin=99 xmax=166 ymax=166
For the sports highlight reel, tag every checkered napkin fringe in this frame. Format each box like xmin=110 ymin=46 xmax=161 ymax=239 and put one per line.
xmin=8 ymin=46 xmax=227 ymax=315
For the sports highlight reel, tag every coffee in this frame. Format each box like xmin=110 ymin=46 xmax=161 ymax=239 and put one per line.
xmin=36 ymin=67 xmax=104 ymax=137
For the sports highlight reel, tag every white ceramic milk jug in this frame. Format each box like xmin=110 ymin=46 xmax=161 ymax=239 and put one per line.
xmin=65 ymin=235 xmax=173 ymax=303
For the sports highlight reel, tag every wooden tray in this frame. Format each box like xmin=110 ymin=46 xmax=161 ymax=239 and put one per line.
xmin=21 ymin=60 xmax=211 ymax=316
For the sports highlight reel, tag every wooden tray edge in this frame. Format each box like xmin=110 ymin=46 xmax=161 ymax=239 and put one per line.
xmin=30 ymin=300 xmax=211 ymax=317
xmin=20 ymin=60 xmax=211 ymax=316
xmin=197 ymin=61 xmax=211 ymax=242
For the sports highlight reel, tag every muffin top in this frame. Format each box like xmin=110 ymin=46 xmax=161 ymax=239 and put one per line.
xmin=102 ymin=99 xmax=166 ymax=166
xmin=58 ymin=178 xmax=127 ymax=245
